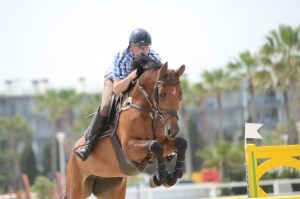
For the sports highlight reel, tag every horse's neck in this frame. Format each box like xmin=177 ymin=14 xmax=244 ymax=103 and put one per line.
xmin=128 ymin=70 xmax=158 ymax=108
xmin=130 ymin=83 xmax=153 ymax=107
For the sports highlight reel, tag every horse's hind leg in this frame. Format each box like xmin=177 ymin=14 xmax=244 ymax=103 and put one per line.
xmin=66 ymin=154 xmax=87 ymax=199
xmin=148 ymin=140 xmax=168 ymax=188
xmin=164 ymin=137 xmax=187 ymax=187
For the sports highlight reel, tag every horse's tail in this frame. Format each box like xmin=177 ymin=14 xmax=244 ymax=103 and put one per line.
xmin=60 ymin=192 xmax=67 ymax=199
xmin=58 ymin=191 xmax=67 ymax=199
xmin=60 ymin=189 xmax=67 ymax=199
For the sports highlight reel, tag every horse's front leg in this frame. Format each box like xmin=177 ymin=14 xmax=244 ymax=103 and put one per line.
xmin=126 ymin=139 xmax=154 ymax=162
xmin=125 ymin=139 xmax=168 ymax=187
xmin=148 ymin=140 xmax=168 ymax=187
xmin=164 ymin=137 xmax=187 ymax=187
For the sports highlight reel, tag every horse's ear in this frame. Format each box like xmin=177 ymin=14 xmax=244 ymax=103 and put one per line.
xmin=175 ymin=65 xmax=186 ymax=78
xmin=159 ymin=62 xmax=168 ymax=79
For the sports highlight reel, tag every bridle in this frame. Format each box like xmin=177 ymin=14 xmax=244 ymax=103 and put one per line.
xmin=122 ymin=75 xmax=179 ymax=139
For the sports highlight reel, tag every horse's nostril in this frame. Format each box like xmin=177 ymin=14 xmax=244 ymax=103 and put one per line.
xmin=166 ymin=127 xmax=179 ymax=140
xmin=168 ymin=129 xmax=171 ymax=136
xmin=168 ymin=129 xmax=176 ymax=139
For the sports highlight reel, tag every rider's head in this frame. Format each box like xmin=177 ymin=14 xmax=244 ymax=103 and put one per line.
xmin=129 ymin=28 xmax=152 ymax=58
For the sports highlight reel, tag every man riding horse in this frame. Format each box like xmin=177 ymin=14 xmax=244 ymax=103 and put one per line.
xmin=75 ymin=28 xmax=162 ymax=161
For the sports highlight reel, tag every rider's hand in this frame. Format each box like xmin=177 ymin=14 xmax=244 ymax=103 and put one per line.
xmin=130 ymin=69 xmax=137 ymax=80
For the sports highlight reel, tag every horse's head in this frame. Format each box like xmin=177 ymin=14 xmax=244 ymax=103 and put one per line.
xmin=156 ymin=62 xmax=185 ymax=140
xmin=132 ymin=54 xmax=185 ymax=140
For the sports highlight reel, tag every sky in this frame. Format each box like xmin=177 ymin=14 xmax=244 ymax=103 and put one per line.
xmin=0 ymin=0 xmax=300 ymax=93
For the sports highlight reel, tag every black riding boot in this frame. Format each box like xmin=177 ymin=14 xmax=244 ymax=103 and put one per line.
xmin=75 ymin=108 xmax=108 ymax=161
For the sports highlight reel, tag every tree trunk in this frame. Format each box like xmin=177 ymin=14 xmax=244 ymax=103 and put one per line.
xmin=10 ymin=131 xmax=21 ymax=177
xmin=50 ymin=120 xmax=59 ymax=180
xmin=249 ymin=80 xmax=258 ymax=122
xmin=180 ymin=103 xmax=193 ymax=180
xmin=9 ymin=130 xmax=21 ymax=192
xmin=216 ymin=92 xmax=224 ymax=141
xmin=283 ymin=91 xmax=292 ymax=144
xmin=201 ymin=111 xmax=211 ymax=145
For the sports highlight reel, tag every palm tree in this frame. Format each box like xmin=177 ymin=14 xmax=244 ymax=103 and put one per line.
xmin=179 ymin=75 xmax=195 ymax=179
xmin=197 ymin=141 xmax=244 ymax=182
xmin=0 ymin=115 xmax=32 ymax=188
xmin=192 ymin=82 xmax=211 ymax=144
xmin=72 ymin=93 xmax=102 ymax=138
xmin=201 ymin=68 xmax=230 ymax=142
xmin=227 ymin=51 xmax=260 ymax=123
xmin=260 ymin=24 xmax=300 ymax=143
xmin=35 ymin=89 xmax=81 ymax=178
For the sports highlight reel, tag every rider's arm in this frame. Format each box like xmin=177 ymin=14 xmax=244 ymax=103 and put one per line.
xmin=113 ymin=69 xmax=137 ymax=95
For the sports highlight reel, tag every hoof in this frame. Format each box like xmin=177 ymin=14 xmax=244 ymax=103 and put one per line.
xmin=163 ymin=175 xmax=177 ymax=188
xmin=149 ymin=175 xmax=163 ymax=188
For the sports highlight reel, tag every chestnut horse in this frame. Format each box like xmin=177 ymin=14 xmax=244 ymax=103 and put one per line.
xmin=66 ymin=55 xmax=187 ymax=199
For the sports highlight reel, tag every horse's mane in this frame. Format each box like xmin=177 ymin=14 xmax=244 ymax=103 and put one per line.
xmin=131 ymin=54 xmax=161 ymax=78
xmin=131 ymin=54 xmax=181 ymax=85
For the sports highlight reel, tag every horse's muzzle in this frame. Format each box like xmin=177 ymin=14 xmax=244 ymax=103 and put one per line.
xmin=165 ymin=126 xmax=179 ymax=140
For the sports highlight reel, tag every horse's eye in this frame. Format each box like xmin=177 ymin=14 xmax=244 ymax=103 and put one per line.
xmin=159 ymin=92 xmax=166 ymax=99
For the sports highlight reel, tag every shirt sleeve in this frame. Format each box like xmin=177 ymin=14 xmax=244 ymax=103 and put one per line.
xmin=113 ymin=48 xmax=133 ymax=80
xmin=112 ymin=52 xmax=123 ymax=79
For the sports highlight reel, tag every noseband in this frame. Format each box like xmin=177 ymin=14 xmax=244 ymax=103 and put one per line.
xmin=122 ymin=76 xmax=179 ymax=138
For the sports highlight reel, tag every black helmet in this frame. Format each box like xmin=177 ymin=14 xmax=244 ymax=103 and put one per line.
xmin=129 ymin=28 xmax=152 ymax=46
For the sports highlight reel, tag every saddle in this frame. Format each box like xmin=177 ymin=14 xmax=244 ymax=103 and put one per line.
xmin=106 ymin=94 xmax=122 ymax=132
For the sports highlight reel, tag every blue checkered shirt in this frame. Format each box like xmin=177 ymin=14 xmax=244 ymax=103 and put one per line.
xmin=106 ymin=47 xmax=162 ymax=80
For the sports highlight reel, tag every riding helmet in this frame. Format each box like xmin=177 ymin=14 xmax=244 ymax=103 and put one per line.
xmin=129 ymin=28 xmax=152 ymax=46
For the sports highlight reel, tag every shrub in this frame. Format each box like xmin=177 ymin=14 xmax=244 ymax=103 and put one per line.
xmin=32 ymin=176 xmax=54 ymax=199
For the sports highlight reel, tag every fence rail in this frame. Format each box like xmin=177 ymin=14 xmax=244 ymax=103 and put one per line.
xmin=125 ymin=178 xmax=300 ymax=199
xmin=1 ymin=178 xmax=300 ymax=199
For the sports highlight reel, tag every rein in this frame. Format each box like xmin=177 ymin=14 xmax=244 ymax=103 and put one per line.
xmin=122 ymin=76 xmax=178 ymax=137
